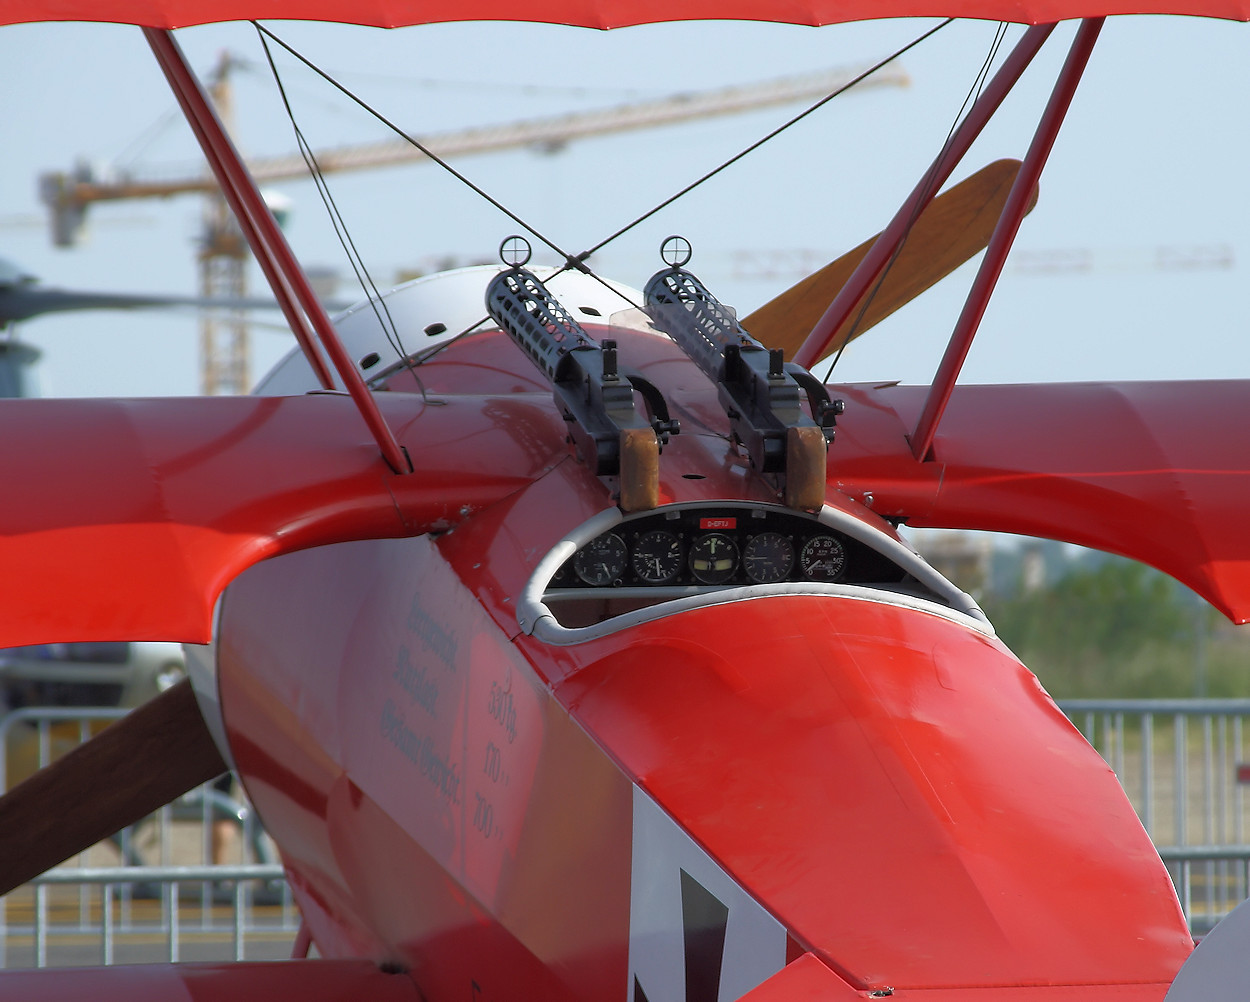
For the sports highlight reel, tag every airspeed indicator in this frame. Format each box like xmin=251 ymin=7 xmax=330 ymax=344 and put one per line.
xmin=800 ymin=535 xmax=846 ymax=582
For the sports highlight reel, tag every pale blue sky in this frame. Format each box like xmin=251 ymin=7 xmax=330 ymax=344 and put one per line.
xmin=1 ymin=14 xmax=1246 ymax=396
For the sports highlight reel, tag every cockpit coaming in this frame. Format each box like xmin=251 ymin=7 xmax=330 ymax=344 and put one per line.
xmin=519 ymin=501 xmax=988 ymax=644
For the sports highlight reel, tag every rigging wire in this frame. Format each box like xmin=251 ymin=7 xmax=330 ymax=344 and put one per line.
xmin=822 ymin=20 xmax=1011 ymax=382
xmin=113 ymin=107 xmax=186 ymax=171
xmin=367 ymin=314 xmax=495 ymax=387
xmin=253 ymin=22 xmax=655 ymax=319
xmin=253 ymin=22 xmax=585 ymax=278
xmin=575 ymin=19 xmax=954 ymax=264
xmin=252 ymin=18 xmax=960 ymax=379
xmin=254 ymin=24 xmax=412 ymax=375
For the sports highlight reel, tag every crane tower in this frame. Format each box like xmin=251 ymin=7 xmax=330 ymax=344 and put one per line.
xmin=39 ymin=60 xmax=908 ymax=394
xmin=199 ymin=52 xmax=249 ymax=396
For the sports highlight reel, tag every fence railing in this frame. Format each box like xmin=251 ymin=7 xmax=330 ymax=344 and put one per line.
xmin=0 ymin=706 xmax=299 ymax=968
xmin=5 ymin=699 xmax=1250 ymax=965
xmin=1156 ymin=845 xmax=1250 ymax=934
xmin=1059 ymin=699 xmax=1250 ymax=932
xmin=1059 ymin=699 xmax=1250 ymax=846
xmin=3 ymin=864 xmax=296 ymax=969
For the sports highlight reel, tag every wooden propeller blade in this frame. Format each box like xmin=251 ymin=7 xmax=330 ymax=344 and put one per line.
xmin=0 ymin=679 xmax=227 ymax=896
xmin=741 ymin=158 xmax=1038 ymax=361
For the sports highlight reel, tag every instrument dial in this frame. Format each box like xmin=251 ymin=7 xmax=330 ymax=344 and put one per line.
xmin=632 ymin=530 xmax=683 ymax=584
xmin=573 ymin=532 xmax=628 ymax=586
xmin=800 ymin=535 xmax=846 ymax=582
xmin=688 ymin=532 xmax=739 ymax=585
xmin=743 ymin=532 xmax=795 ymax=583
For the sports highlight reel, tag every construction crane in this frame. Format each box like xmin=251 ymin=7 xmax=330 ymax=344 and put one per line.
xmin=731 ymin=242 xmax=1235 ymax=283
xmin=39 ymin=60 xmax=908 ymax=394
xmin=199 ymin=52 xmax=249 ymax=397
xmin=1007 ymin=243 xmax=1234 ymax=275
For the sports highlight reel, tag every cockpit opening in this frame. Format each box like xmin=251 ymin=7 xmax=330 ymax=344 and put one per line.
xmin=518 ymin=502 xmax=991 ymax=644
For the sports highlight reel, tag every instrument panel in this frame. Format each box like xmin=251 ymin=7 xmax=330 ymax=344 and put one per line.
xmin=549 ymin=506 xmax=908 ymax=591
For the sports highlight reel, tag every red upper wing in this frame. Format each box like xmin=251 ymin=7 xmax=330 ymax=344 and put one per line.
xmin=2 ymin=0 xmax=1249 ymax=28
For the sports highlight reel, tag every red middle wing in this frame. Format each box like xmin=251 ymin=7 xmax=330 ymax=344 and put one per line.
xmin=831 ymin=380 xmax=1250 ymax=621
xmin=0 ymin=391 xmax=566 ymax=648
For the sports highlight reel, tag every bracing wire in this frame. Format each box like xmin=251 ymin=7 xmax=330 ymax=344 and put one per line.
xmin=576 ymin=19 xmax=954 ymax=263
xmin=823 ymin=20 xmax=1011 ymax=382
xmin=254 ymin=22 xmax=655 ymax=334
xmin=253 ymin=22 xmax=582 ymax=275
xmin=250 ymin=18 xmax=962 ymax=379
xmin=254 ymin=24 xmax=412 ymax=372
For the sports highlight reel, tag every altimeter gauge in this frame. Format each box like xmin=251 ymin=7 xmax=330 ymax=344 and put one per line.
xmin=573 ymin=532 xmax=628 ymax=586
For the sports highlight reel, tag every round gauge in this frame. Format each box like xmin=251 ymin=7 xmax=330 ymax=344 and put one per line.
xmin=632 ymin=530 xmax=683 ymax=584
xmin=743 ymin=532 xmax=795 ymax=584
xmin=573 ymin=532 xmax=628 ymax=586
xmin=800 ymin=535 xmax=847 ymax=582
xmin=688 ymin=532 xmax=739 ymax=585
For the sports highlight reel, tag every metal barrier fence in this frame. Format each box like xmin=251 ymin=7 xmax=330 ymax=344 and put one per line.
xmin=0 ymin=707 xmax=280 ymax=870
xmin=0 ymin=707 xmax=300 ymax=968
xmin=1058 ymin=699 xmax=1250 ymax=846
xmin=6 ymin=700 xmax=1250 ymax=964
xmin=4 ymin=865 xmax=296 ymax=969
xmin=1059 ymin=698 xmax=1250 ymax=933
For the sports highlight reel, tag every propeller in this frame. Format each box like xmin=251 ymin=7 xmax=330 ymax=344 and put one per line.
xmin=741 ymin=159 xmax=1037 ymax=362
xmin=0 ymin=678 xmax=226 ymax=896
xmin=0 ymin=287 xmax=284 ymax=325
xmin=0 ymin=256 xmax=351 ymax=328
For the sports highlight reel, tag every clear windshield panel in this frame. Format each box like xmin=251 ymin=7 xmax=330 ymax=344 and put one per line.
xmin=615 ymin=296 xmax=750 ymax=389
xmin=608 ymin=306 xmax=662 ymax=340
xmin=610 ymin=301 xmax=739 ymax=335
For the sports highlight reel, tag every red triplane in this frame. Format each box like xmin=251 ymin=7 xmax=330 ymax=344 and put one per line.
xmin=0 ymin=3 xmax=1248 ymax=1000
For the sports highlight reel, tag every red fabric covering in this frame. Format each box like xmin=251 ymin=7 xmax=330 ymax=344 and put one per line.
xmin=3 ymin=0 xmax=1249 ymax=29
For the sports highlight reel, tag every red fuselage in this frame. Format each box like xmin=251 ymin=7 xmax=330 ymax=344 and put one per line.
xmin=212 ymin=316 xmax=1192 ymax=1001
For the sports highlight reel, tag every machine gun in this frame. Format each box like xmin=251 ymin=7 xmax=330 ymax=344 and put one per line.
xmin=642 ymin=239 xmax=842 ymax=511
xmin=485 ymin=239 xmax=677 ymax=513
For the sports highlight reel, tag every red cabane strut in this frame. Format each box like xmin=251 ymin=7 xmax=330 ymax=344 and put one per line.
xmin=795 ymin=19 xmax=1103 ymax=462
xmin=143 ymin=27 xmax=413 ymax=476
xmin=792 ymin=21 xmax=1055 ymax=371
xmin=146 ymin=17 xmax=1100 ymax=477
xmin=910 ymin=17 xmax=1104 ymax=460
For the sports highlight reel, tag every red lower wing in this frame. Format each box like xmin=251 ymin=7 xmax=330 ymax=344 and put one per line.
xmin=739 ymin=954 xmax=1173 ymax=1001
xmin=0 ymin=959 xmax=419 ymax=1001
xmin=2 ymin=379 xmax=1245 ymax=654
